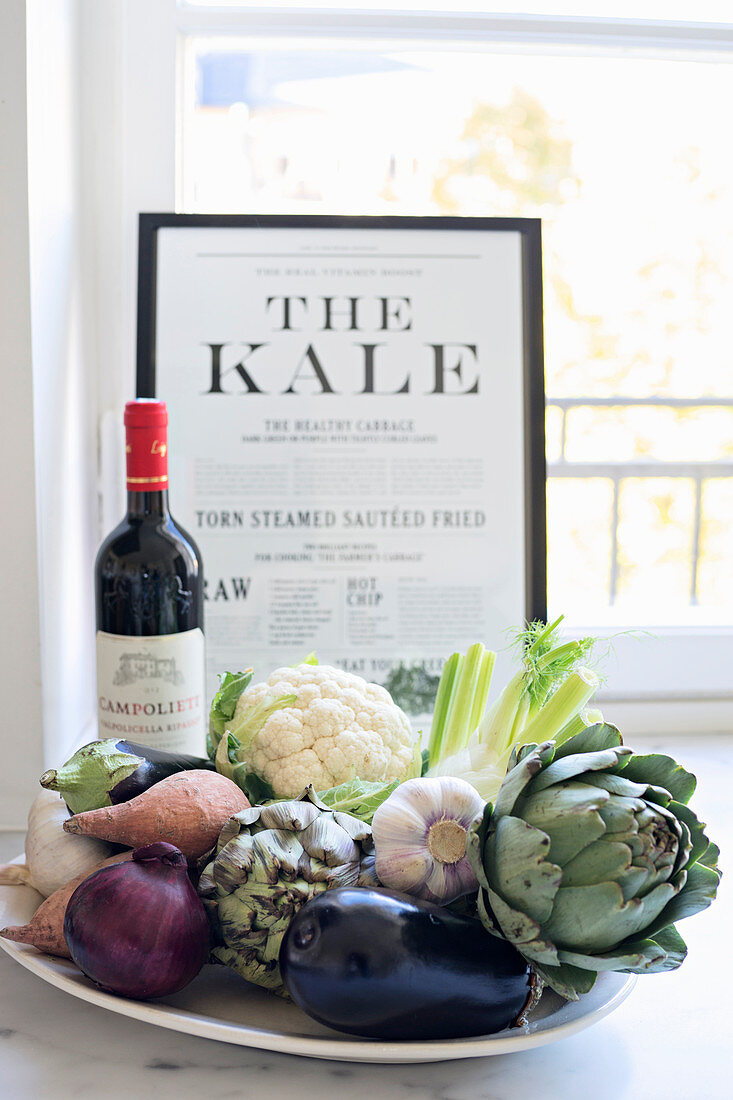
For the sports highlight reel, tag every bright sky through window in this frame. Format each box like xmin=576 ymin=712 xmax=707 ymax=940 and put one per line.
xmin=182 ymin=2 xmax=733 ymax=20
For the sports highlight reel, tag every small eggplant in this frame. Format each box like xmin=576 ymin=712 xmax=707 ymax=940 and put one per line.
xmin=40 ymin=740 xmax=214 ymax=815
xmin=280 ymin=886 xmax=533 ymax=1040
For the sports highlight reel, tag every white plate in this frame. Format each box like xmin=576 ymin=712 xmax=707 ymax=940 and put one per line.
xmin=0 ymin=871 xmax=635 ymax=1064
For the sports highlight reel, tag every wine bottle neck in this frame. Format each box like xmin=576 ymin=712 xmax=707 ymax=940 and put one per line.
xmin=126 ymin=490 xmax=170 ymax=519
xmin=125 ymin=405 xmax=169 ymax=494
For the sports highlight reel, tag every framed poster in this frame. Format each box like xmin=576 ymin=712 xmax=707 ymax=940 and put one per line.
xmin=137 ymin=214 xmax=546 ymax=709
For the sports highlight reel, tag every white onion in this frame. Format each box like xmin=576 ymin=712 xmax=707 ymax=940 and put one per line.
xmin=0 ymin=788 xmax=113 ymax=897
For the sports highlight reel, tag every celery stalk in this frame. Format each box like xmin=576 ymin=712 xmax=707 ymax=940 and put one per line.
xmin=535 ymin=640 xmax=585 ymax=673
xmin=508 ymin=692 xmax=531 ymax=743
xmin=441 ymin=643 xmax=494 ymax=759
xmin=427 ymin=652 xmax=462 ymax=764
xmin=528 ymin=638 xmax=593 ymax=710
xmin=428 ymin=620 xmax=601 ymax=799
xmin=514 ymin=668 xmax=599 ymax=748
xmin=554 ymin=706 xmax=604 ymax=746
xmin=468 ymin=649 xmax=496 ymax=735
xmin=478 ymin=670 xmax=527 ymax=754
xmin=427 ymin=645 xmax=496 ymax=766
xmin=527 ymin=616 xmax=564 ymax=656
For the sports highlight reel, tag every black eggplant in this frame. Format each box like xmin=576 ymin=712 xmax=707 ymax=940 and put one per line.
xmin=280 ymin=886 xmax=533 ymax=1040
xmin=40 ymin=739 xmax=214 ymax=815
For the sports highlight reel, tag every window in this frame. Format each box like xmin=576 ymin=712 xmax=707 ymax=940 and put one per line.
xmin=116 ymin=3 xmax=733 ymax=728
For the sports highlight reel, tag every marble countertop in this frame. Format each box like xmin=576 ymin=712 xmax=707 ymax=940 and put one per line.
xmin=1 ymin=734 xmax=730 ymax=1100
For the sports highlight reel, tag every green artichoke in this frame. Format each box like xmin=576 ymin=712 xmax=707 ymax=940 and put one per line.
xmin=198 ymin=787 xmax=377 ymax=995
xmin=468 ymin=723 xmax=721 ymax=1000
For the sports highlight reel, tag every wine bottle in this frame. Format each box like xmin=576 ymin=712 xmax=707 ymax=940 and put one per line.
xmin=95 ymin=399 xmax=206 ymax=753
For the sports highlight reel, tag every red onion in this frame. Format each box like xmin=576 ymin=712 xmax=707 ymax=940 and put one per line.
xmin=63 ymin=841 xmax=210 ymax=999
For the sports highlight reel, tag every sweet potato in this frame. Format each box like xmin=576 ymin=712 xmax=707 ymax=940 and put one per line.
xmin=0 ymin=852 xmax=131 ymax=957
xmin=62 ymin=770 xmax=249 ymax=859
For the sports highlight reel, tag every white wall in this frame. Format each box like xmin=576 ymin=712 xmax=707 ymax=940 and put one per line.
xmin=0 ymin=0 xmax=45 ymax=827
xmin=0 ymin=0 xmax=103 ymax=827
xmin=80 ymin=0 xmax=177 ymax=532
xmin=27 ymin=0 xmax=99 ymax=781
xmin=5 ymin=0 xmax=178 ymax=826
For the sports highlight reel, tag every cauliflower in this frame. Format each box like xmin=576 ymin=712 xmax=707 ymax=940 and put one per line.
xmin=228 ymin=664 xmax=418 ymax=798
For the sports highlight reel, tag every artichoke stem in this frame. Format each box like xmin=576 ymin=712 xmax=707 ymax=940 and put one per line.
xmin=514 ymin=968 xmax=544 ymax=1028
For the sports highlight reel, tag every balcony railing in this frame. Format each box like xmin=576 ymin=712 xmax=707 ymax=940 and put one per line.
xmin=546 ymin=397 xmax=733 ymax=606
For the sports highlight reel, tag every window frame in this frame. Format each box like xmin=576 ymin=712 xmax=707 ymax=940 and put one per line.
xmin=104 ymin=1 xmax=733 ymax=733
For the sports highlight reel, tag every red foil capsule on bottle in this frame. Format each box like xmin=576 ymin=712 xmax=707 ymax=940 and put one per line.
xmin=124 ymin=399 xmax=169 ymax=491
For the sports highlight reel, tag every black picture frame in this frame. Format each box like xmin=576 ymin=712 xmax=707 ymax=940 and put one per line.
xmin=136 ymin=212 xmax=547 ymax=625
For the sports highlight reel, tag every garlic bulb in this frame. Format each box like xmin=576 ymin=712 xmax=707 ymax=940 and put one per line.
xmin=0 ymin=787 xmax=113 ymax=897
xmin=372 ymin=776 xmax=484 ymax=904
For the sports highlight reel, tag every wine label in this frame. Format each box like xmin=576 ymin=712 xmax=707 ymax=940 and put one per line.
xmin=96 ymin=628 xmax=206 ymax=754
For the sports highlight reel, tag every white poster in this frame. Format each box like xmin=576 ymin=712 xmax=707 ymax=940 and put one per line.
xmin=143 ymin=217 xmax=544 ymax=710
